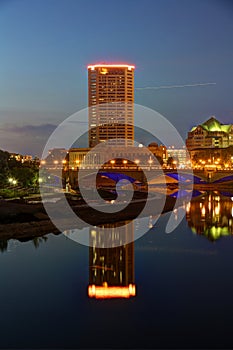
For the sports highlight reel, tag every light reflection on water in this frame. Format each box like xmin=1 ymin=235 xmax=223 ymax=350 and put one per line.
xmin=1 ymin=190 xmax=233 ymax=347
xmin=186 ymin=191 xmax=233 ymax=241
xmin=1 ymin=190 xmax=233 ymax=254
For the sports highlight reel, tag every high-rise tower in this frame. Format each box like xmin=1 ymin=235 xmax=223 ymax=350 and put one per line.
xmin=87 ymin=64 xmax=135 ymax=148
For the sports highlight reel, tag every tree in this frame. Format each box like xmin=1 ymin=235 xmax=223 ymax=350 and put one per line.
xmin=0 ymin=150 xmax=10 ymax=186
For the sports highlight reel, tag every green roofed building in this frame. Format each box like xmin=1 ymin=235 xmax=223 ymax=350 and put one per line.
xmin=186 ymin=116 xmax=233 ymax=150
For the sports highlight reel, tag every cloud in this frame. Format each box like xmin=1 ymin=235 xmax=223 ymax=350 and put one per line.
xmin=135 ymin=82 xmax=216 ymax=90
xmin=0 ymin=123 xmax=57 ymax=156
xmin=0 ymin=123 xmax=56 ymax=136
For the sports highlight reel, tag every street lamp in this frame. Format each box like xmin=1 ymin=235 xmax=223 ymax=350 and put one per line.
xmin=110 ymin=160 xmax=115 ymax=168
xmin=135 ymin=159 xmax=140 ymax=169
xmin=9 ymin=179 xmax=17 ymax=197
xmin=148 ymin=158 xmax=153 ymax=170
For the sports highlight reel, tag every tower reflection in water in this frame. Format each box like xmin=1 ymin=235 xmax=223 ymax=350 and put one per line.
xmin=186 ymin=192 xmax=233 ymax=241
xmin=88 ymin=220 xmax=136 ymax=299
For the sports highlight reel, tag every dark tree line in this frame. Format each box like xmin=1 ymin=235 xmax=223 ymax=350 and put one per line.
xmin=0 ymin=150 xmax=39 ymax=188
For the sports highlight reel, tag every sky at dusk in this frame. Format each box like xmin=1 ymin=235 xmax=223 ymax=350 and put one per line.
xmin=1 ymin=0 xmax=233 ymax=156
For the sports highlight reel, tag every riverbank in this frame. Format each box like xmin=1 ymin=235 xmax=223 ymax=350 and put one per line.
xmin=0 ymin=194 xmax=177 ymax=242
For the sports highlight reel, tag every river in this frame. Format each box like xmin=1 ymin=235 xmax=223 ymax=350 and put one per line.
xmin=0 ymin=190 xmax=233 ymax=348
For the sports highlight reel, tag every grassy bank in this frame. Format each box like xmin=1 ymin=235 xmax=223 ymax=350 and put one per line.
xmin=0 ymin=188 xmax=40 ymax=199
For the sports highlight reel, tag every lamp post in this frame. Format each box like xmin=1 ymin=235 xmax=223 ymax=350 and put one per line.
xmin=123 ymin=159 xmax=128 ymax=168
xmin=135 ymin=159 xmax=140 ymax=170
xmin=9 ymin=178 xmax=17 ymax=197
xmin=110 ymin=160 xmax=115 ymax=168
xmin=148 ymin=157 xmax=153 ymax=170
xmin=8 ymin=178 xmax=13 ymax=184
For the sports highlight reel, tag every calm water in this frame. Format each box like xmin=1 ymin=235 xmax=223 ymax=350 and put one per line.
xmin=0 ymin=191 xmax=233 ymax=349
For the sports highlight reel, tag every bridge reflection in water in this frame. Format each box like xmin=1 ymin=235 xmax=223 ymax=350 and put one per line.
xmin=88 ymin=221 xmax=136 ymax=299
xmin=186 ymin=191 xmax=233 ymax=241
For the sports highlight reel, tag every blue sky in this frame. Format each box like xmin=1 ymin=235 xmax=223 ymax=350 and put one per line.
xmin=0 ymin=0 xmax=233 ymax=156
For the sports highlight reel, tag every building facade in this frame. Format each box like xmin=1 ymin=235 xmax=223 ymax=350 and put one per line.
xmin=88 ymin=64 xmax=135 ymax=148
xmin=186 ymin=117 xmax=233 ymax=168
xmin=167 ymin=147 xmax=191 ymax=169
xmin=66 ymin=144 xmax=167 ymax=170
xmin=186 ymin=117 xmax=233 ymax=151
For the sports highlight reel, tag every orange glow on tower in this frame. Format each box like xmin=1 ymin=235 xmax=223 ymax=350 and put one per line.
xmin=88 ymin=284 xmax=136 ymax=299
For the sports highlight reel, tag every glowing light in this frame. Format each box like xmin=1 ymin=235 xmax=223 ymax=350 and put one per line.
xmin=215 ymin=203 xmax=220 ymax=216
xmin=100 ymin=68 xmax=108 ymax=75
xmin=88 ymin=64 xmax=135 ymax=70
xmin=88 ymin=284 xmax=136 ymax=299
xmin=201 ymin=207 xmax=206 ymax=217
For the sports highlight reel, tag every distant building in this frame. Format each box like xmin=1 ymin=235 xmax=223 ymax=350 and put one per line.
xmin=148 ymin=142 xmax=167 ymax=163
xmin=88 ymin=64 xmax=135 ymax=148
xmin=186 ymin=117 xmax=233 ymax=168
xmin=9 ymin=153 xmax=33 ymax=163
xmin=167 ymin=147 xmax=191 ymax=168
xmin=186 ymin=116 xmax=233 ymax=150
xmin=66 ymin=144 xmax=167 ymax=170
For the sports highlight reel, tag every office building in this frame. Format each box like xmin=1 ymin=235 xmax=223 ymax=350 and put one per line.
xmin=88 ymin=64 xmax=135 ymax=148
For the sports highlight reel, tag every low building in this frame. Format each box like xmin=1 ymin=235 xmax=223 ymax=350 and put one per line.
xmin=9 ymin=153 xmax=33 ymax=163
xmin=66 ymin=144 xmax=167 ymax=170
xmin=167 ymin=147 xmax=191 ymax=169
